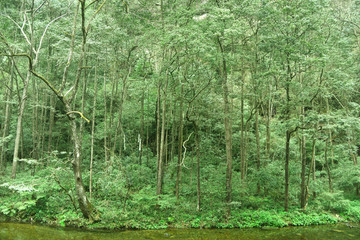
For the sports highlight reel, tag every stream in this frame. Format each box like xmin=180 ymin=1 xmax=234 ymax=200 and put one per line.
xmin=1 ymin=222 xmax=359 ymax=240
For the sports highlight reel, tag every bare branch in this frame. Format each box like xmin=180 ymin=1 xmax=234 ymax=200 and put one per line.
xmin=60 ymin=1 xmax=80 ymax=92
xmin=34 ymin=0 xmax=48 ymax=14
xmin=86 ymin=0 xmax=107 ymax=33
xmin=85 ymin=0 xmax=101 ymax=9
xmin=5 ymin=15 xmax=35 ymax=54
xmin=180 ymin=132 xmax=194 ymax=169
xmin=34 ymin=13 xmax=67 ymax=65
xmin=66 ymin=111 xmax=90 ymax=123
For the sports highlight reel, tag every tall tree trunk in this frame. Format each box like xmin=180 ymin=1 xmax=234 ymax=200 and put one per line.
xmin=90 ymin=65 xmax=98 ymax=200
xmin=31 ymin=76 xmax=39 ymax=160
xmin=255 ymin=107 xmax=261 ymax=194
xmin=189 ymin=115 xmax=201 ymax=211
xmin=11 ymin=0 xmax=35 ymax=179
xmin=176 ymin=83 xmax=184 ymax=200
xmin=196 ymin=127 xmax=201 ymax=211
xmin=38 ymin=92 xmax=47 ymax=163
xmin=284 ymin=129 xmax=292 ymax=212
xmin=79 ymin=57 xmax=88 ymax=145
xmin=108 ymin=67 xmax=119 ymax=153
xmin=139 ymin=88 xmax=145 ymax=165
xmin=156 ymin=82 xmax=161 ymax=188
xmin=47 ymin=95 xmax=55 ymax=154
xmin=304 ymin=138 xmax=316 ymax=210
xmin=112 ymin=73 xmax=128 ymax=156
xmin=266 ymin=82 xmax=272 ymax=157
xmin=218 ymin=37 xmax=233 ymax=217
xmin=300 ymin=105 xmax=306 ymax=209
xmin=284 ymin=56 xmax=294 ymax=212
xmin=66 ymin=105 xmax=98 ymax=220
xmin=11 ymin=71 xmax=31 ymax=179
xmin=103 ymin=71 xmax=108 ymax=163
xmin=300 ymin=133 xmax=306 ymax=209
xmin=0 ymin=60 xmax=14 ymax=173
xmin=324 ymin=140 xmax=333 ymax=192
xmin=240 ymin=81 xmax=245 ymax=180
xmin=146 ymin=88 xmax=150 ymax=167
xmin=157 ymin=75 xmax=168 ymax=195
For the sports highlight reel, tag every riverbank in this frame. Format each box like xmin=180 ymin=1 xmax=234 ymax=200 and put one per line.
xmin=1 ymin=169 xmax=360 ymax=230
xmin=0 ymin=208 xmax=356 ymax=230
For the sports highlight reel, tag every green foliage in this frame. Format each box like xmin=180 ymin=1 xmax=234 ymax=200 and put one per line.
xmin=281 ymin=211 xmax=338 ymax=226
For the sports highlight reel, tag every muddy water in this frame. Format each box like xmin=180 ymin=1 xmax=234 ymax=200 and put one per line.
xmin=1 ymin=222 xmax=359 ymax=240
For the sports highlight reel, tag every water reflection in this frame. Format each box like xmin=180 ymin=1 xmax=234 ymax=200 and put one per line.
xmin=0 ymin=222 xmax=359 ymax=240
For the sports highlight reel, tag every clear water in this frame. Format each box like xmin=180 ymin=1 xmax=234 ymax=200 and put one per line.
xmin=1 ymin=222 xmax=359 ymax=240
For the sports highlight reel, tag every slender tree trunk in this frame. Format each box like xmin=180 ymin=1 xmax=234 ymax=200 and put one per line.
xmin=112 ymin=61 xmax=132 ymax=156
xmin=300 ymin=104 xmax=306 ymax=209
xmin=90 ymin=65 xmax=97 ymax=200
xmin=108 ymin=67 xmax=119 ymax=151
xmin=176 ymin=83 xmax=184 ymax=200
xmin=324 ymin=140 xmax=333 ymax=192
xmin=300 ymin=133 xmax=306 ymax=209
xmin=139 ymin=89 xmax=145 ymax=165
xmin=0 ymin=60 xmax=14 ymax=173
xmin=304 ymin=138 xmax=316 ymax=210
xmin=170 ymin=99 xmax=177 ymax=163
xmin=312 ymin=139 xmax=316 ymax=198
xmin=157 ymin=75 xmax=168 ymax=195
xmin=218 ymin=37 xmax=233 ymax=217
xmin=146 ymin=88 xmax=150 ymax=167
xmin=79 ymin=57 xmax=88 ymax=145
xmin=285 ymin=129 xmax=291 ymax=212
xmin=31 ymin=77 xmax=39 ymax=160
xmin=192 ymin=117 xmax=201 ymax=211
xmin=156 ymin=82 xmax=161 ymax=187
xmin=11 ymin=0 xmax=36 ymax=179
xmin=284 ymin=57 xmax=294 ymax=212
xmin=240 ymin=81 xmax=245 ymax=180
xmin=12 ymin=70 xmax=31 ymax=179
xmin=255 ymin=107 xmax=261 ymax=194
xmin=47 ymin=95 xmax=55 ymax=154
xmin=266 ymin=82 xmax=272 ymax=157
xmin=38 ymin=92 xmax=47 ymax=164
xmin=103 ymin=71 xmax=108 ymax=163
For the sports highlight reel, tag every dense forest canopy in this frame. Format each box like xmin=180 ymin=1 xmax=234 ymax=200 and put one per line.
xmin=0 ymin=0 xmax=360 ymax=228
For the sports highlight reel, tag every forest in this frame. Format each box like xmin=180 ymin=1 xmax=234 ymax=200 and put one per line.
xmin=0 ymin=0 xmax=360 ymax=229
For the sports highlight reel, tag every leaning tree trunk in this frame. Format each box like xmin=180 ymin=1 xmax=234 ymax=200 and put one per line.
xmin=66 ymin=104 xmax=98 ymax=220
